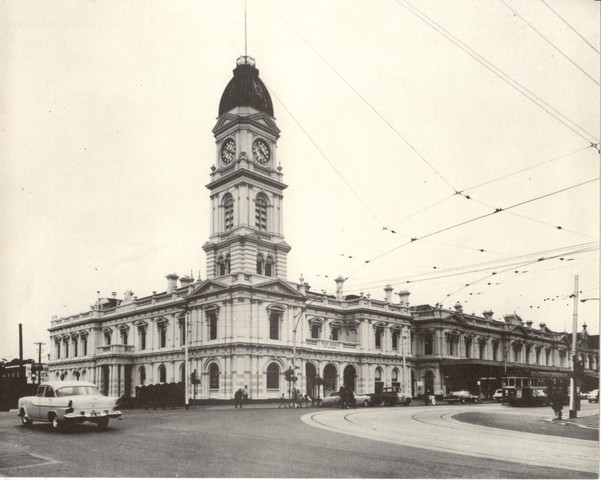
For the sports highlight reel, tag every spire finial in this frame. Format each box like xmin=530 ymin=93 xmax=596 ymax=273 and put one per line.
xmin=244 ymin=0 xmax=248 ymax=62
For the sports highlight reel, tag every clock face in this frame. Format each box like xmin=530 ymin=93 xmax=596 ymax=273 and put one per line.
xmin=221 ymin=138 xmax=236 ymax=164
xmin=252 ymin=138 xmax=271 ymax=164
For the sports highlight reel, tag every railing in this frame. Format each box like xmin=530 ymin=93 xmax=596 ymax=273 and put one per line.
xmin=305 ymin=338 xmax=358 ymax=350
xmin=96 ymin=344 xmax=135 ymax=355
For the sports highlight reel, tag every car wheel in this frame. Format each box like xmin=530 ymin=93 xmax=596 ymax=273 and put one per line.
xmin=430 ymin=398 xmax=436 ymax=406
xmin=20 ymin=412 xmax=33 ymax=426
xmin=96 ymin=418 xmax=109 ymax=430
xmin=50 ymin=415 xmax=62 ymax=431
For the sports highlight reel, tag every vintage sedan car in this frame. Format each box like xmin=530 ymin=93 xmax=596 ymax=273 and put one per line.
xmin=587 ymin=389 xmax=599 ymax=403
xmin=492 ymin=389 xmax=504 ymax=402
xmin=321 ymin=391 xmax=371 ymax=408
xmin=18 ymin=381 xmax=122 ymax=430
xmin=444 ymin=390 xmax=479 ymax=404
xmin=368 ymin=386 xmax=413 ymax=407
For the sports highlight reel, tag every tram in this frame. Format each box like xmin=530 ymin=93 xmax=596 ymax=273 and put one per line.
xmin=501 ymin=372 xmax=569 ymax=407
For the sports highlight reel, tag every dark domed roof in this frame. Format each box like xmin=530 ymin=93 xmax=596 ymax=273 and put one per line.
xmin=218 ymin=57 xmax=274 ymax=117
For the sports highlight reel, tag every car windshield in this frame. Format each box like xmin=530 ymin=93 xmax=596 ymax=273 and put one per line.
xmin=55 ymin=386 xmax=101 ymax=397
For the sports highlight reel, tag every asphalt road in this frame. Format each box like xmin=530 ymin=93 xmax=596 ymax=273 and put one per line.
xmin=0 ymin=402 xmax=598 ymax=478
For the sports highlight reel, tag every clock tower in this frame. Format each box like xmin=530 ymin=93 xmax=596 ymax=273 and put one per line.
xmin=203 ymin=56 xmax=291 ymax=281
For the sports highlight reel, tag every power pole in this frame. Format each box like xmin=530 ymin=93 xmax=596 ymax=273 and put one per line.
xmin=569 ymin=275 xmax=579 ymax=419
xmin=34 ymin=342 xmax=45 ymax=385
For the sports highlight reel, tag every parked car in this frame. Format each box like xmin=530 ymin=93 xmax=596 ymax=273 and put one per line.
xmin=18 ymin=381 xmax=122 ymax=431
xmin=321 ymin=391 xmax=371 ymax=408
xmin=588 ymin=389 xmax=599 ymax=403
xmin=444 ymin=390 xmax=479 ymax=404
xmin=369 ymin=386 xmax=412 ymax=407
xmin=493 ymin=389 xmax=504 ymax=402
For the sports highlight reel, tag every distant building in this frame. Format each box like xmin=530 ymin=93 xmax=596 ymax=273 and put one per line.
xmin=46 ymin=56 xmax=598 ymax=401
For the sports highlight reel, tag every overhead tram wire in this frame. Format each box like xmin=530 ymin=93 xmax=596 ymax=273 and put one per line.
xmin=268 ymin=87 xmax=386 ymax=229
xmin=350 ymin=241 xmax=598 ymax=292
xmin=394 ymin=0 xmax=599 ymax=144
xmin=500 ymin=0 xmax=600 ymax=87
xmin=346 ymin=177 xmax=599 ymax=279
xmin=539 ymin=0 xmax=600 ymax=55
xmin=267 ymin=2 xmax=459 ymax=196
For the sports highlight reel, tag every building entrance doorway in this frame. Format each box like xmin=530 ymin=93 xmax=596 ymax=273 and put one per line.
xmin=305 ymin=363 xmax=317 ymax=396
xmin=343 ymin=365 xmax=357 ymax=391
xmin=323 ymin=364 xmax=337 ymax=396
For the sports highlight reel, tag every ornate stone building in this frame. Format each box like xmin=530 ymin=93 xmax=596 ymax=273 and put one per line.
xmin=47 ymin=56 xmax=598 ymax=401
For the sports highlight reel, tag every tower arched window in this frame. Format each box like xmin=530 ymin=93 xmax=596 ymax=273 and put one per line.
xmin=256 ymin=253 xmax=264 ymax=275
xmin=255 ymin=194 xmax=268 ymax=231
xmin=265 ymin=255 xmax=274 ymax=277
xmin=218 ymin=254 xmax=231 ymax=276
xmin=266 ymin=363 xmax=280 ymax=390
xmin=139 ymin=366 xmax=146 ymax=385
xmin=223 ymin=194 xmax=234 ymax=232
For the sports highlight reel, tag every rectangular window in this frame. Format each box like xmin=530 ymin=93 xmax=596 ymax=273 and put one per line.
xmin=375 ymin=330 xmax=382 ymax=349
xmin=180 ymin=321 xmax=186 ymax=346
xmin=392 ymin=332 xmax=399 ymax=350
xmin=331 ymin=326 xmax=340 ymax=341
xmin=64 ymin=341 xmax=69 ymax=358
xmin=73 ymin=339 xmax=78 ymax=357
xmin=209 ymin=313 xmax=218 ymax=340
xmin=139 ymin=327 xmax=146 ymax=350
xmin=121 ymin=330 xmax=128 ymax=345
xmin=159 ymin=325 xmax=166 ymax=348
xmin=104 ymin=332 xmax=111 ymax=346
xmin=311 ymin=324 xmax=320 ymax=339
xmin=492 ymin=342 xmax=498 ymax=361
xmin=424 ymin=334 xmax=433 ymax=355
xmin=269 ymin=312 xmax=280 ymax=340
xmin=82 ymin=337 xmax=87 ymax=356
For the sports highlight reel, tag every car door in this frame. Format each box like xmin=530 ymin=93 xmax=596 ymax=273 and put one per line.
xmin=27 ymin=385 xmax=49 ymax=420
xmin=36 ymin=385 xmax=56 ymax=421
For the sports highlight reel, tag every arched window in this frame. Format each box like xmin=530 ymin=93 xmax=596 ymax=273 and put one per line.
xmin=218 ymin=254 xmax=231 ymax=276
xmin=209 ymin=363 xmax=220 ymax=390
xmin=223 ymin=194 xmax=234 ymax=232
xmin=256 ymin=253 xmax=264 ymax=275
xmin=207 ymin=308 xmax=219 ymax=341
xmin=179 ymin=318 xmax=186 ymax=346
xmin=374 ymin=367 xmax=383 ymax=393
xmin=255 ymin=194 xmax=268 ymax=231
xmin=104 ymin=329 xmax=112 ymax=347
xmin=158 ymin=365 xmax=167 ymax=383
xmin=139 ymin=366 xmax=146 ymax=385
xmin=266 ymin=363 xmax=279 ymax=389
xmin=392 ymin=368 xmax=399 ymax=388
xmin=265 ymin=255 xmax=274 ymax=277
xmin=63 ymin=338 xmax=69 ymax=358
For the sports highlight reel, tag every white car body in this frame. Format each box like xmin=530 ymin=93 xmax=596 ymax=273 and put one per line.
xmin=493 ymin=389 xmax=504 ymax=402
xmin=321 ymin=391 xmax=371 ymax=407
xmin=18 ymin=380 xmax=122 ymax=430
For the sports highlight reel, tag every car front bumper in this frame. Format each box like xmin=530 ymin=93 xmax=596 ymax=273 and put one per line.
xmin=64 ymin=410 xmax=122 ymax=421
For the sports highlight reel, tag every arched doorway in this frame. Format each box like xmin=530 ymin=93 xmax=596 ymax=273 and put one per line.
xmin=305 ymin=363 xmax=317 ymax=396
xmin=343 ymin=365 xmax=357 ymax=391
xmin=101 ymin=365 xmax=110 ymax=395
xmin=411 ymin=369 xmax=416 ymax=397
xmin=323 ymin=364 xmax=337 ymax=396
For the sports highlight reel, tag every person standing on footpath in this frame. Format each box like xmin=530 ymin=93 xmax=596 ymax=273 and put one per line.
xmin=242 ymin=385 xmax=249 ymax=406
xmin=234 ymin=388 xmax=242 ymax=408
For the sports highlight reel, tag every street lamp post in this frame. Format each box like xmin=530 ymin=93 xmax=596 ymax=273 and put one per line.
xmin=569 ymin=275 xmax=579 ymax=419
xmin=401 ymin=326 xmax=408 ymax=395
xmin=184 ymin=308 xmax=190 ymax=410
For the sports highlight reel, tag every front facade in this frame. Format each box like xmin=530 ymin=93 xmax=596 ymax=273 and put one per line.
xmin=47 ymin=56 xmax=598 ymax=401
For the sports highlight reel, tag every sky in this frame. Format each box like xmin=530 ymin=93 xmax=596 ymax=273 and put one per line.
xmin=1 ymin=0 xmax=599 ymax=362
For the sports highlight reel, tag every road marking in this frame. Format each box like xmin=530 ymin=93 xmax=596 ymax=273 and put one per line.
xmin=302 ymin=406 xmax=598 ymax=474
xmin=0 ymin=453 xmax=60 ymax=471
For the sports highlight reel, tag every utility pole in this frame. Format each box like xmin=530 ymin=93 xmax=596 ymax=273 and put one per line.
xmin=569 ymin=275 xmax=579 ymax=419
xmin=34 ymin=342 xmax=45 ymax=385
xmin=184 ymin=308 xmax=190 ymax=410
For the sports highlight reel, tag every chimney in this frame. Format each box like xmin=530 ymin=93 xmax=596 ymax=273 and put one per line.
xmin=334 ymin=275 xmax=345 ymax=300
xmin=298 ymin=275 xmax=306 ymax=295
xmin=397 ymin=290 xmax=411 ymax=307
xmin=180 ymin=275 xmax=193 ymax=288
xmin=166 ymin=273 xmax=179 ymax=293
xmin=482 ymin=310 xmax=493 ymax=322
xmin=539 ymin=322 xmax=546 ymax=330
xmin=454 ymin=302 xmax=463 ymax=313
xmin=525 ymin=320 xmax=533 ymax=330
xmin=384 ymin=284 xmax=393 ymax=303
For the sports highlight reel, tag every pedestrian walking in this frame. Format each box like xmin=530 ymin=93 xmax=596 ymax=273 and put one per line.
xmin=338 ymin=385 xmax=347 ymax=409
xmin=551 ymin=390 xmax=563 ymax=420
xmin=242 ymin=385 xmax=248 ymax=406
xmin=278 ymin=393 xmax=287 ymax=408
xmin=234 ymin=388 xmax=243 ymax=408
